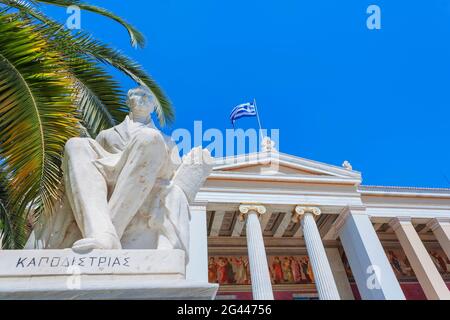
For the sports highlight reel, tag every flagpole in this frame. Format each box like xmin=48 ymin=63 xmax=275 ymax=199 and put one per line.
xmin=253 ymin=98 xmax=265 ymax=143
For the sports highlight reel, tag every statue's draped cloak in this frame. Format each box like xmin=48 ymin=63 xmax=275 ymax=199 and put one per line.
xmin=26 ymin=116 xmax=192 ymax=261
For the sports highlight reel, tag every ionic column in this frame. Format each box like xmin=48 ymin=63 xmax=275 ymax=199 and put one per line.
xmin=427 ymin=218 xmax=450 ymax=260
xmin=390 ymin=217 xmax=450 ymax=300
xmin=239 ymin=204 xmax=274 ymax=300
xmin=294 ymin=206 xmax=340 ymax=300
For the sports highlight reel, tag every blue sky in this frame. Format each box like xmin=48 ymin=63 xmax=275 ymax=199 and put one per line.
xmin=45 ymin=1 xmax=450 ymax=188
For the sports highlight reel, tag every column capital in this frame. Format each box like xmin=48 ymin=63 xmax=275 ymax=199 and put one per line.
xmin=239 ymin=203 xmax=267 ymax=221
xmin=426 ymin=217 xmax=450 ymax=232
xmin=389 ymin=217 xmax=412 ymax=232
xmin=292 ymin=206 xmax=321 ymax=223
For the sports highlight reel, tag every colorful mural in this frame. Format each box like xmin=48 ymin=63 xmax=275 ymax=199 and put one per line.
xmin=386 ymin=249 xmax=415 ymax=277
xmin=208 ymin=255 xmax=315 ymax=285
xmin=341 ymin=248 xmax=450 ymax=281
xmin=210 ymin=249 xmax=450 ymax=287
xmin=429 ymin=250 xmax=450 ymax=275
xmin=209 ymin=257 xmax=250 ymax=285
xmin=269 ymin=256 xmax=314 ymax=284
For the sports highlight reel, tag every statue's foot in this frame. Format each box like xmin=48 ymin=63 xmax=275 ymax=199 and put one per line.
xmin=72 ymin=233 xmax=122 ymax=253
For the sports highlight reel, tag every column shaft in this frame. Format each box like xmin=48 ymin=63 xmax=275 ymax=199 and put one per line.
xmin=390 ymin=218 xmax=450 ymax=300
xmin=240 ymin=204 xmax=274 ymax=300
xmin=428 ymin=218 xmax=450 ymax=260
xmin=301 ymin=212 xmax=340 ymax=300
xmin=246 ymin=212 xmax=274 ymax=300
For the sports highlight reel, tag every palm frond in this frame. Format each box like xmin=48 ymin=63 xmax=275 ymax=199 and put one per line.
xmin=0 ymin=1 xmax=173 ymax=126
xmin=0 ymin=0 xmax=55 ymax=23
xmin=0 ymin=12 xmax=79 ymax=246
xmin=0 ymin=169 xmax=16 ymax=249
xmin=44 ymin=25 xmax=174 ymax=126
xmin=68 ymin=57 xmax=128 ymax=137
xmin=33 ymin=0 xmax=145 ymax=48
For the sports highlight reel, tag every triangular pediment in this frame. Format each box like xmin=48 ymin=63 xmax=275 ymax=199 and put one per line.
xmin=213 ymin=151 xmax=361 ymax=180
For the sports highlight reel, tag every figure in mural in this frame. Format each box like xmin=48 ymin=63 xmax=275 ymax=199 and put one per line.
xmin=244 ymin=257 xmax=251 ymax=284
xmin=282 ymin=257 xmax=294 ymax=282
xmin=430 ymin=251 xmax=448 ymax=273
xmin=388 ymin=251 xmax=405 ymax=276
xmin=290 ymin=257 xmax=302 ymax=283
xmin=402 ymin=256 xmax=414 ymax=276
xmin=26 ymin=86 xmax=214 ymax=264
xmin=271 ymin=256 xmax=284 ymax=284
xmin=301 ymin=257 xmax=314 ymax=283
xmin=234 ymin=257 xmax=248 ymax=285
xmin=225 ymin=258 xmax=235 ymax=284
xmin=208 ymin=257 xmax=218 ymax=283
xmin=216 ymin=257 xmax=228 ymax=284
xmin=211 ymin=255 xmax=317 ymax=285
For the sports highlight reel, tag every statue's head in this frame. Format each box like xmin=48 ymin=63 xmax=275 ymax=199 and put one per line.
xmin=127 ymin=86 xmax=157 ymax=116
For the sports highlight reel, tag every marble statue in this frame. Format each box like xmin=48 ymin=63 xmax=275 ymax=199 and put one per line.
xmin=26 ymin=86 xmax=213 ymax=263
xmin=342 ymin=160 xmax=353 ymax=171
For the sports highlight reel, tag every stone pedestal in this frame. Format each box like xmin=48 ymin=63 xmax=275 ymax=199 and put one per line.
xmin=0 ymin=249 xmax=218 ymax=300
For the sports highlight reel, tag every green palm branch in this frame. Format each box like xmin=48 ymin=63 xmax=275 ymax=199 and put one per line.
xmin=34 ymin=0 xmax=146 ymax=48
xmin=0 ymin=1 xmax=173 ymax=248
xmin=0 ymin=13 xmax=78 ymax=247
xmin=1 ymin=0 xmax=173 ymax=126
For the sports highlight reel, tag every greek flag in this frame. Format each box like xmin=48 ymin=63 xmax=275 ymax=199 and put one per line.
xmin=230 ymin=102 xmax=257 ymax=125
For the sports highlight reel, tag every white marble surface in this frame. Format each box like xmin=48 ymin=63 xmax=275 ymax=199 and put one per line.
xmin=28 ymin=86 xmax=214 ymax=265
xmin=0 ymin=277 xmax=218 ymax=300
xmin=0 ymin=249 xmax=185 ymax=277
xmin=0 ymin=249 xmax=218 ymax=300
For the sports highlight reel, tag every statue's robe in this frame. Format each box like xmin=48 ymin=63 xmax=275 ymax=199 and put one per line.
xmin=26 ymin=116 xmax=200 ymax=262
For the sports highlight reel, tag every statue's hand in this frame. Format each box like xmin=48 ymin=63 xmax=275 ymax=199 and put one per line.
xmin=182 ymin=146 xmax=214 ymax=167
xmin=171 ymin=147 xmax=214 ymax=203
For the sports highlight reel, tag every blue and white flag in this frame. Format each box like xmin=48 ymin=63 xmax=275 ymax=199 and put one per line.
xmin=230 ymin=102 xmax=257 ymax=126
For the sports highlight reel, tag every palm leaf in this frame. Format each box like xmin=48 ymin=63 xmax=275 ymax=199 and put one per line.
xmin=0 ymin=1 xmax=173 ymax=126
xmin=41 ymin=24 xmax=174 ymax=126
xmin=49 ymin=27 xmax=174 ymax=126
xmin=0 ymin=12 xmax=79 ymax=246
xmin=33 ymin=0 xmax=145 ymax=48
xmin=68 ymin=57 xmax=128 ymax=137
xmin=0 ymin=169 xmax=16 ymax=249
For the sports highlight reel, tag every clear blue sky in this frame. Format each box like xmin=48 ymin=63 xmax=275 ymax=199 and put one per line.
xmin=45 ymin=1 xmax=450 ymax=188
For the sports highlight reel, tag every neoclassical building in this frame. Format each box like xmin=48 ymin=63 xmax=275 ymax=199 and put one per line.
xmin=185 ymin=143 xmax=450 ymax=300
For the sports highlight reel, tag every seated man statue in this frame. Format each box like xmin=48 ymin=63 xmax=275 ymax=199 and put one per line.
xmin=27 ymin=86 xmax=213 ymax=263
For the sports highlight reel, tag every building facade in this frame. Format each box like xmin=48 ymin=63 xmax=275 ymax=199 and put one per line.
xmin=186 ymin=146 xmax=450 ymax=300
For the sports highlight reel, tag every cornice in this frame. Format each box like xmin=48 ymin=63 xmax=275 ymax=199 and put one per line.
xmin=359 ymin=185 xmax=450 ymax=198
xmin=213 ymin=151 xmax=362 ymax=179
xmin=208 ymin=172 xmax=361 ymax=185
